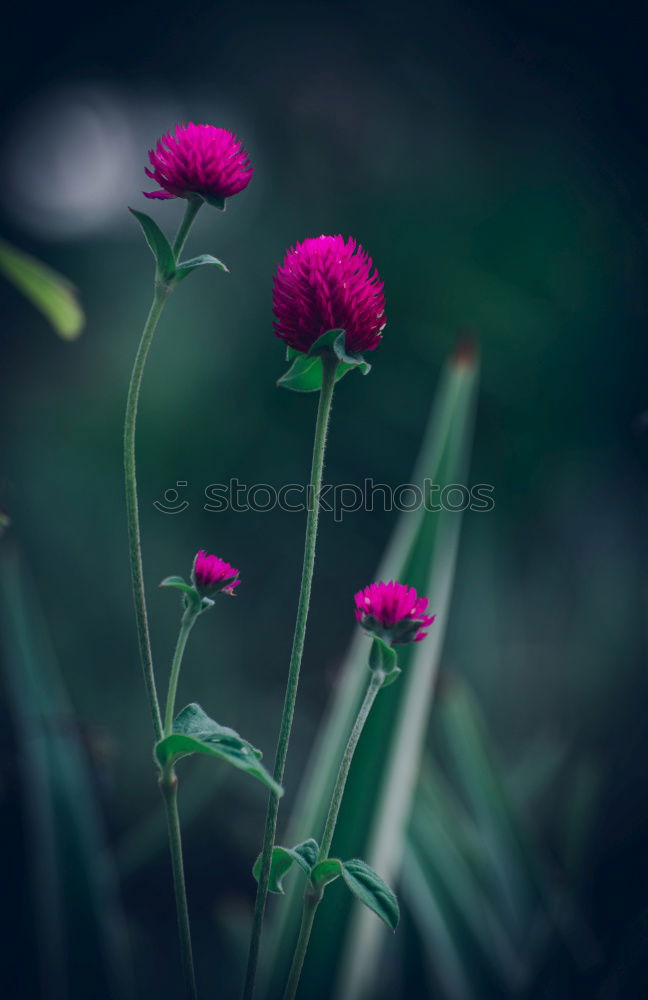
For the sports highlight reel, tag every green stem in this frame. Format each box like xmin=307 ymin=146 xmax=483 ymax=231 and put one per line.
xmin=124 ymin=284 xmax=169 ymax=742
xmin=283 ymin=667 xmax=385 ymax=1000
xmin=242 ymin=356 xmax=338 ymax=1000
xmin=123 ymin=198 xmax=202 ymax=742
xmin=282 ymin=890 xmax=321 ymax=1000
xmin=319 ymin=668 xmax=385 ymax=861
xmin=160 ymin=766 xmax=198 ymax=1000
xmin=173 ymin=197 xmax=202 ymax=259
xmin=124 ymin=198 xmax=202 ymax=998
xmin=164 ymin=611 xmax=198 ymax=737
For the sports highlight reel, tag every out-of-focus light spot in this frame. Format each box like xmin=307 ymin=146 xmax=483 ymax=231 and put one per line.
xmin=0 ymin=84 xmax=181 ymax=240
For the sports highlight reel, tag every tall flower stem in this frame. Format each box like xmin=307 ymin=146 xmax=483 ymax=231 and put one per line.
xmin=283 ymin=666 xmax=386 ymax=1000
xmin=124 ymin=283 xmax=169 ymax=742
xmin=123 ymin=199 xmax=202 ymax=998
xmin=160 ymin=764 xmax=198 ymax=1000
xmin=123 ymin=198 xmax=201 ymax=740
xmin=243 ymin=355 xmax=338 ymax=1000
xmin=164 ymin=610 xmax=198 ymax=736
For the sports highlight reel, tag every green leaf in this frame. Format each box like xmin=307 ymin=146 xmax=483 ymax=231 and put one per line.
xmin=252 ymin=839 xmax=319 ymax=894
xmin=369 ymin=637 xmax=398 ymax=675
xmin=155 ymin=703 xmax=283 ymax=796
xmin=129 ymin=208 xmax=176 ymax=280
xmin=340 ymin=860 xmax=400 ymax=931
xmin=277 ymin=354 xmax=358 ymax=393
xmin=201 ymin=193 xmax=226 ymax=210
xmin=307 ymin=328 xmax=346 ymax=356
xmin=160 ymin=576 xmax=202 ymax=612
xmin=311 ymin=858 xmax=342 ymax=890
xmin=0 ymin=237 xmax=84 ymax=340
xmin=174 ymin=254 xmax=229 ymax=281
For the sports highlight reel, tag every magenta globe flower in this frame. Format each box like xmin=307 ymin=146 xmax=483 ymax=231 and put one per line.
xmin=192 ymin=550 xmax=240 ymax=596
xmin=354 ymin=581 xmax=435 ymax=644
xmin=144 ymin=123 xmax=253 ymax=203
xmin=273 ymin=235 xmax=386 ymax=356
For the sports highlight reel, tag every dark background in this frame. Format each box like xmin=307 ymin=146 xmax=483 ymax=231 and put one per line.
xmin=1 ymin=1 xmax=647 ymax=997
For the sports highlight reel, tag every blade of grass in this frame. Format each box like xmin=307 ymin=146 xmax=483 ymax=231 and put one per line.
xmin=0 ymin=237 xmax=84 ymax=340
xmin=0 ymin=544 xmax=135 ymax=1000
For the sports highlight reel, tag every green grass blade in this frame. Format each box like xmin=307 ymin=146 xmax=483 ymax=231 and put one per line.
xmin=0 ymin=545 xmax=135 ymax=1000
xmin=0 ymin=237 xmax=84 ymax=339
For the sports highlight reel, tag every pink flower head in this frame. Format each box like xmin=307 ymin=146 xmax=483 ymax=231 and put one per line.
xmin=144 ymin=123 xmax=253 ymax=202
xmin=354 ymin=581 xmax=435 ymax=644
xmin=273 ymin=235 xmax=386 ymax=355
xmin=192 ymin=550 xmax=240 ymax=596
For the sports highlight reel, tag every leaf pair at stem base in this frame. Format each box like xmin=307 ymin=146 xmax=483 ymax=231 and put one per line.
xmin=129 ymin=207 xmax=228 ymax=287
xmin=278 ymin=328 xmax=372 ymax=392
xmin=252 ymin=837 xmax=399 ymax=932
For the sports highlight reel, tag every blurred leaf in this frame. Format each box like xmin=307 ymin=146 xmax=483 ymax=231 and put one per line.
xmin=0 ymin=237 xmax=84 ymax=340
xmin=264 ymin=342 xmax=479 ymax=999
xmin=252 ymin=840 xmax=319 ymax=894
xmin=560 ymin=758 xmax=600 ymax=881
xmin=128 ymin=208 xmax=176 ymax=280
xmin=407 ymin=757 xmax=526 ymax=994
xmin=402 ymin=847 xmax=479 ymax=1000
xmin=175 ymin=254 xmax=229 ymax=281
xmin=0 ymin=545 xmax=134 ymax=1000
xmin=437 ymin=680 xmax=600 ymax=974
xmin=155 ymin=703 xmax=283 ymax=796
xmin=340 ymin=860 xmax=400 ymax=931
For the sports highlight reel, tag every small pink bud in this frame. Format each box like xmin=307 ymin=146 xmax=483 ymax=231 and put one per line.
xmin=192 ymin=550 xmax=240 ymax=597
xmin=354 ymin=581 xmax=435 ymax=645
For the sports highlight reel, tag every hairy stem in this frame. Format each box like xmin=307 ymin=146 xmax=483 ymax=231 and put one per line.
xmin=283 ymin=667 xmax=385 ymax=1000
xmin=173 ymin=197 xmax=202 ymax=259
xmin=123 ymin=283 xmax=169 ymax=742
xmin=164 ymin=611 xmax=198 ymax=737
xmin=318 ymin=668 xmax=385 ymax=860
xmin=282 ymin=890 xmax=321 ymax=1000
xmin=242 ymin=356 xmax=338 ymax=1000
xmin=124 ymin=198 xmax=202 ymax=996
xmin=160 ymin=767 xmax=198 ymax=1000
xmin=123 ymin=198 xmax=202 ymax=741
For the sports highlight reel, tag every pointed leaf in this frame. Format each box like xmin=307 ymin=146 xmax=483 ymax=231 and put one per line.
xmin=277 ymin=354 xmax=358 ymax=393
xmin=174 ymin=254 xmax=229 ymax=281
xmin=341 ymin=859 xmax=400 ymax=931
xmin=159 ymin=576 xmax=201 ymax=612
xmin=0 ymin=237 xmax=84 ymax=340
xmin=252 ymin=839 xmax=319 ymax=894
xmin=307 ymin=328 xmax=346 ymax=356
xmin=201 ymin=194 xmax=226 ymax=210
xmin=380 ymin=666 xmax=402 ymax=688
xmin=129 ymin=208 xmax=176 ymax=280
xmin=311 ymin=858 xmax=342 ymax=890
xmin=369 ymin=637 xmax=398 ymax=675
xmin=332 ymin=332 xmax=371 ymax=374
xmin=155 ymin=703 xmax=282 ymax=796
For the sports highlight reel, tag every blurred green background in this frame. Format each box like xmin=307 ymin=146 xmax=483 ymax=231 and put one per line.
xmin=1 ymin=1 xmax=647 ymax=997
